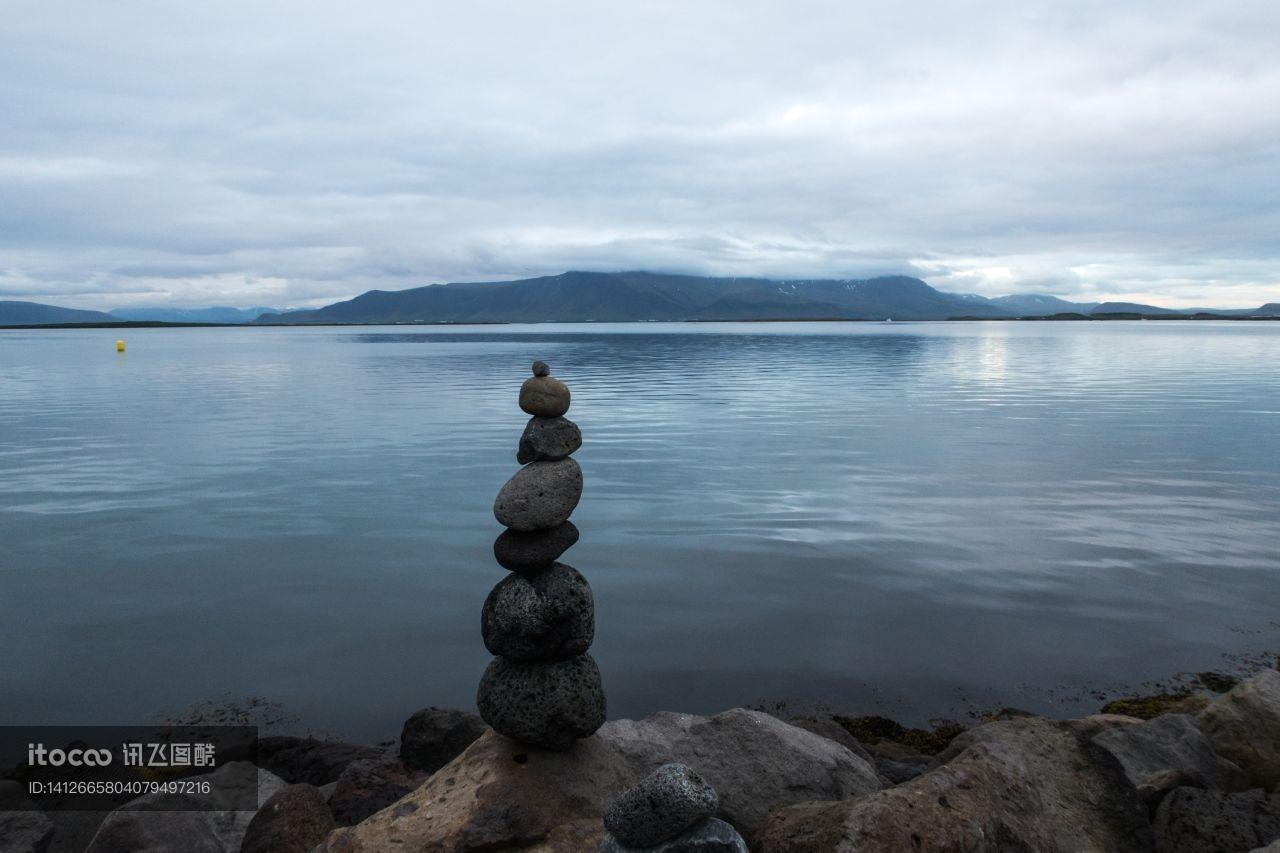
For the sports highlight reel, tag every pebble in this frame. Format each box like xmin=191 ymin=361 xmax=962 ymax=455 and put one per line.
xmin=493 ymin=458 xmax=583 ymax=531
xmin=492 ymin=521 xmax=580 ymax=573
xmin=519 ymin=375 xmax=571 ymax=418
xmin=517 ymin=416 xmax=583 ymax=463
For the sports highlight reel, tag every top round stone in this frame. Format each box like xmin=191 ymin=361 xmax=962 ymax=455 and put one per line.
xmin=532 ymin=360 xmax=550 ymax=377
xmin=519 ymin=375 xmax=570 ymax=417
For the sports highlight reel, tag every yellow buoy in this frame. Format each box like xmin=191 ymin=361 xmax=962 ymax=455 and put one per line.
xmin=116 ymin=340 xmax=126 ymax=353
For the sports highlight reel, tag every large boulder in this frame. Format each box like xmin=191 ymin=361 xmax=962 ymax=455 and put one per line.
xmin=254 ymin=736 xmax=383 ymax=786
xmin=1093 ymin=714 xmax=1227 ymax=806
xmin=316 ymin=730 xmax=636 ymax=852
xmin=240 ymin=783 xmax=334 ymax=853
xmin=758 ymin=717 xmax=1155 ymax=853
xmin=600 ymin=709 xmax=882 ymax=842
xmin=785 ymin=716 xmax=874 ymax=765
xmin=398 ymin=707 xmax=486 ymax=774
xmin=1198 ymin=669 xmax=1280 ymax=791
xmin=84 ymin=762 xmax=286 ymax=853
xmin=1152 ymin=787 xmax=1280 ymax=853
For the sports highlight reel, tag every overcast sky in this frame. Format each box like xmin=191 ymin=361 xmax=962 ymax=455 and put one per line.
xmin=2 ymin=1 xmax=1278 ymax=309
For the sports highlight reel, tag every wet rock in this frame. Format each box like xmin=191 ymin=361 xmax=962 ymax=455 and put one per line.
xmin=518 ymin=416 xmax=583 ymax=463
xmin=327 ymin=757 xmax=426 ymax=826
xmin=398 ymin=707 xmax=486 ymax=774
xmin=604 ymin=763 xmax=719 ymax=847
xmin=757 ymin=717 xmax=1154 ymax=853
xmin=240 ymin=783 xmax=334 ymax=853
xmin=316 ymin=730 xmax=633 ymax=852
xmin=519 ymin=375 xmax=571 ymax=418
xmin=493 ymin=521 xmax=580 ymax=573
xmin=1093 ymin=713 xmax=1227 ymax=807
xmin=1152 ymin=787 xmax=1280 ymax=853
xmin=477 ymin=654 xmax=606 ymax=750
xmin=600 ymin=708 xmax=881 ymax=842
xmin=482 ymin=562 xmax=594 ymax=662
xmin=493 ymin=458 xmax=583 ymax=532
xmin=532 ymin=360 xmax=551 ymax=377
xmin=85 ymin=762 xmax=286 ymax=853
xmin=254 ymin=736 xmax=382 ymax=786
xmin=601 ymin=817 xmax=749 ymax=853
xmin=1198 ymin=669 xmax=1280 ymax=791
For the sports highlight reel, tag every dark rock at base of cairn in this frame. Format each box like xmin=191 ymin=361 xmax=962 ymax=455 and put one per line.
xmin=493 ymin=458 xmax=583 ymax=531
xmin=604 ymin=763 xmax=719 ymax=848
xmin=476 ymin=654 xmax=606 ymax=751
xmin=600 ymin=818 xmax=749 ymax=853
xmin=518 ymin=416 xmax=583 ymax=464
xmin=493 ymin=521 xmax=580 ymax=573
xmin=519 ymin=375 xmax=571 ymax=417
xmin=482 ymin=562 xmax=594 ymax=662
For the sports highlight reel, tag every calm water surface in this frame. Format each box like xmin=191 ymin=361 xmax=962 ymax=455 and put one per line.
xmin=1 ymin=322 xmax=1278 ymax=739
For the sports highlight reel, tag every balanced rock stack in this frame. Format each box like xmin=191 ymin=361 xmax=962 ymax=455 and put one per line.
xmin=602 ymin=763 xmax=748 ymax=852
xmin=476 ymin=361 xmax=606 ymax=751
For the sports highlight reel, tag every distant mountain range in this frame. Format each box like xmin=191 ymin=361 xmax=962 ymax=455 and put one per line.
xmin=2 ymin=273 xmax=1278 ymax=327
xmin=109 ymin=306 xmax=282 ymax=324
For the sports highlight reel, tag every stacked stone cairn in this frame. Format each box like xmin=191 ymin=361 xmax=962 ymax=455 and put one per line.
xmin=476 ymin=361 xmax=606 ymax=751
xmin=601 ymin=763 xmax=748 ymax=852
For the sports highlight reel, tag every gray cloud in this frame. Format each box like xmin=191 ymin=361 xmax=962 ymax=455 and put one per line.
xmin=1 ymin=0 xmax=1277 ymax=309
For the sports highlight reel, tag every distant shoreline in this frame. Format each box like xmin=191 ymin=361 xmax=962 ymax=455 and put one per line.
xmin=3 ymin=315 xmax=1279 ymax=330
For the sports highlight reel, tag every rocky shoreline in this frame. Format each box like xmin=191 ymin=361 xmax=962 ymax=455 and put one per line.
xmin=2 ymin=666 xmax=1272 ymax=852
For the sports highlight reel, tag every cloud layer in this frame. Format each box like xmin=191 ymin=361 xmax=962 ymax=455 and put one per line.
xmin=2 ymin=0 xmax=1278 ymax=309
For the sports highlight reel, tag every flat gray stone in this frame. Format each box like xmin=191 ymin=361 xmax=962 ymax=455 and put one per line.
xmin=517 ymin=416 xmax=582 ymax=463
xmin=493 ymin=521 xmax=580 ymax=573
xmin=601 ymin=817 xmax=749 ymax=852
xmin=519 ymin=375 xmax=570 ymax=417
xmin=482 ymin=562 xmax=594 ymax=662
xmin=494 ymin=458 xmax=583 ymax=532
xmin=604 ymin=763 xmax=718 ymax=847
xmin=477 ymin=654 xmax=606 ymax=751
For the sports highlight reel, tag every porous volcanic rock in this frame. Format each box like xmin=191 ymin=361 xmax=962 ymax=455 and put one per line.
xmin=482 ymin=562 xmax=594 ymax=662
xmin=477 ymin=654 xmax=606 ymax=751
xmin=604 ymin=763 xmax=719 ymax=847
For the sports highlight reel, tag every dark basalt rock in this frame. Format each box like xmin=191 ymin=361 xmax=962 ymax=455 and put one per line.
xmin=493 ymin=521 xmax=580 ymax=573
xmin=519 ymin=375 xmax=571 ymax=418
xmin=601 ymin=817 xmax=749 ymax=853
xmin=494 ymin=458 xmax=583 ymax=532
xmin=517 ymin=416 xmax=582 ymax=463
xmin=240 ymin=783 xmax=335 ymax=853
xmin=476 ymin=654 xmax=606 ymax=751
xmin=328 ymin=757 xmax=426 ymax=826
xmin=482 ymin=562 xmax=595 ymax=662
xmin=399 ymin=707 xmax=487 ymax=774
xmin=604 ymin=763 xmax=719 ymax=847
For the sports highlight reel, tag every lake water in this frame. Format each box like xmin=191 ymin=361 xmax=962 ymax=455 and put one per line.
xmin=2 ymin=322 xmax=1278 ymax=741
